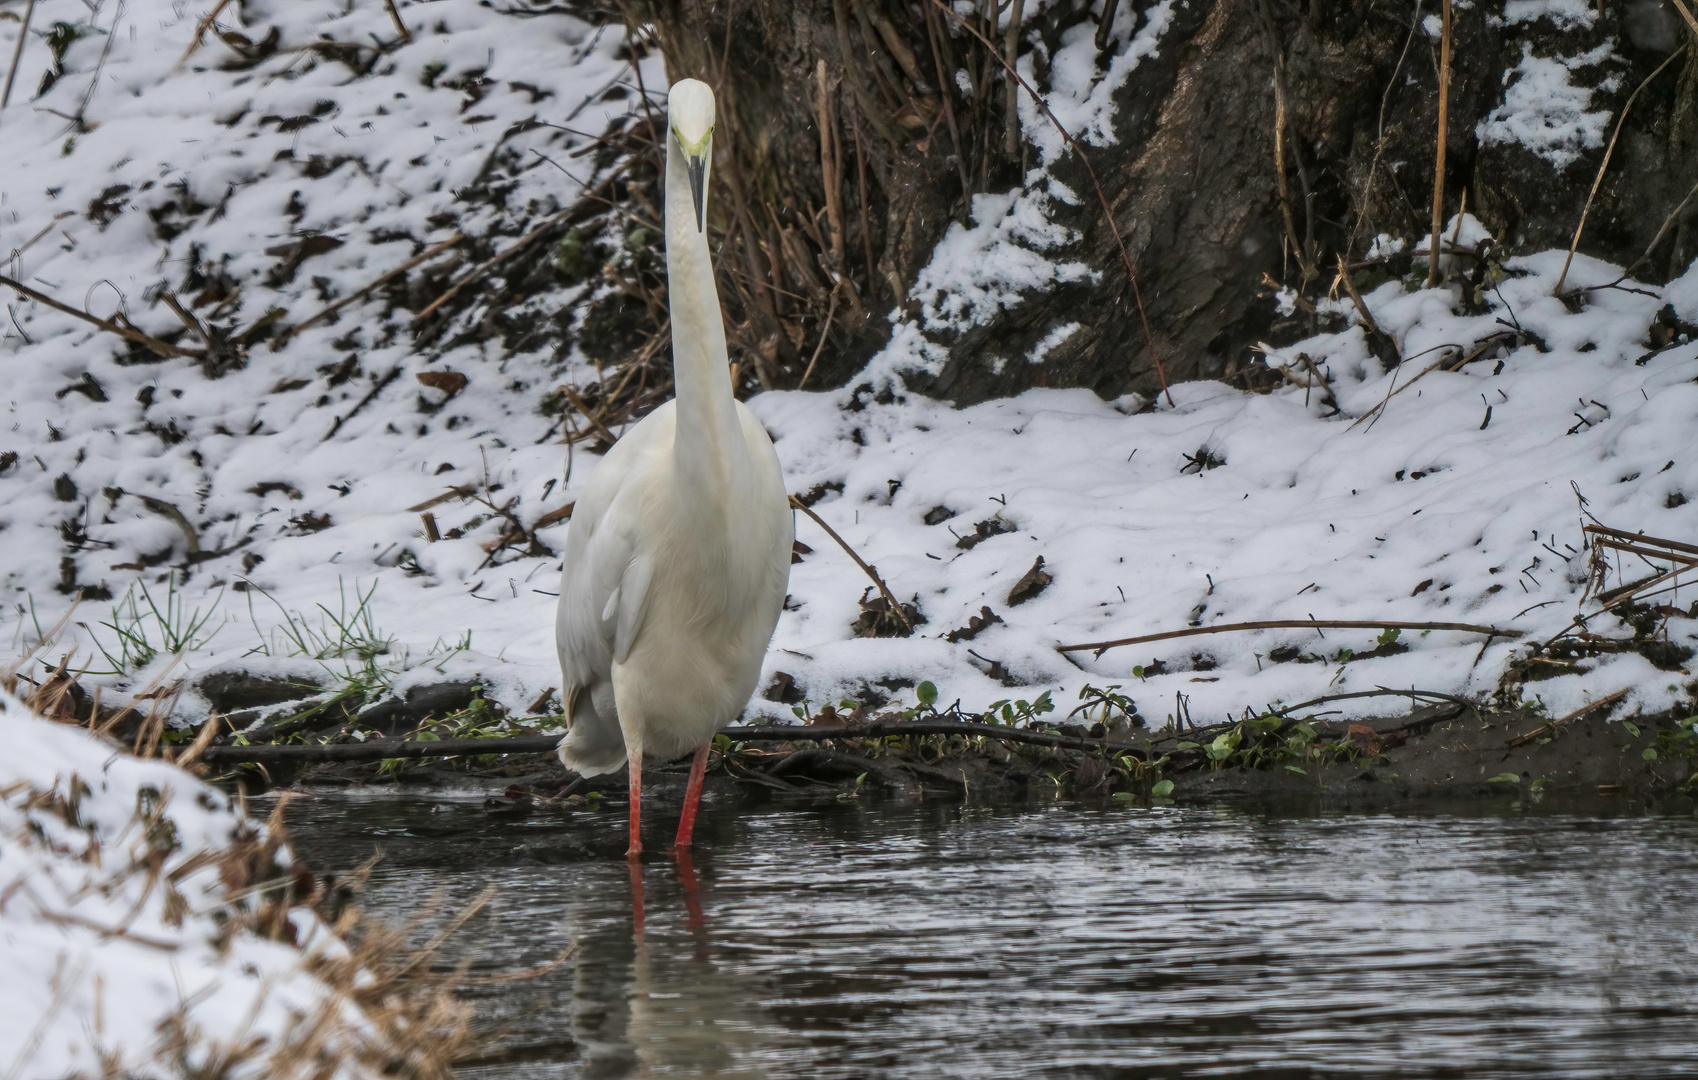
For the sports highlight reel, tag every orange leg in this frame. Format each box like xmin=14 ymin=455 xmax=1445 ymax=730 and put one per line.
xmin=673 ymin=743 xmax=710 ymax=850
xmin=626 ymin=753 xmax=643 ymax=859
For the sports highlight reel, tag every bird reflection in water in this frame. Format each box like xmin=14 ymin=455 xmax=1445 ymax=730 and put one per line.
xmin=628 ymin=846 xmax=705 ymax=938
xmin=574 ymin=850 xmax=767 ymax=1078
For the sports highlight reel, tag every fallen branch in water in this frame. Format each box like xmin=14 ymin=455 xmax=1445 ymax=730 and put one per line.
xmin=197 ymin=718 xmax=1151 ymax=767
xmin=1057 ymin=619 xmax=1522 ymax=658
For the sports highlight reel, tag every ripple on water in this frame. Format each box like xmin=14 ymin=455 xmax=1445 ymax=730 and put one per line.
xmin=281 ymin=797 xmax=1698 ymax=1079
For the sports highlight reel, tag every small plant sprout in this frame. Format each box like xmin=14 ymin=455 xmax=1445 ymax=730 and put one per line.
xmin=901 ymin=681 xmax=940 ymax=719
xmin=1069 ymin=683 xmax=1139 ymax=728
xmin=980 ymin=690 xmax=1054 ymax=726
xmin=86 ymin=578 xmax=226 ymax=675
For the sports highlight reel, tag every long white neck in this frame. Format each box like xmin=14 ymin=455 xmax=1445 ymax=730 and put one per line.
xmin=664 ymin=133 xmax=740 ymax=477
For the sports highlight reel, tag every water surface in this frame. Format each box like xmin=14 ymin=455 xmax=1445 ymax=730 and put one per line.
xmin=282 ymin=794 xmax=1698 ymax=1078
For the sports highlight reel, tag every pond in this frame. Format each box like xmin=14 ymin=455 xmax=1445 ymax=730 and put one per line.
xmin=282 ymin=793 xmax=1698 ymax=1079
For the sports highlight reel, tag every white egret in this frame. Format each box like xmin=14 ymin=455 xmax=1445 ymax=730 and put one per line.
xmin=554 ymin=79 xmax=792 ymax=859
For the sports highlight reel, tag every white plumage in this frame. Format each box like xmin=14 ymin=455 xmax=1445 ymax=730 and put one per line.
xmin=554 ymin=79 xmax=791 ymax=857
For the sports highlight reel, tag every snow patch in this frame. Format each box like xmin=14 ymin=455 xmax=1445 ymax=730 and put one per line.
xmin=1477 ymin=43 xmax=1620 ymax=170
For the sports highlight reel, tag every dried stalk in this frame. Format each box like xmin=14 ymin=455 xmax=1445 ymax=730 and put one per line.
xmin=922 ymin=2 xmax=973 ymax=201
xmin=0 ymin=0 xmax=37 ymax=116
xmin=178 ymin=0 xmax=236 ymax=66
xmin=1672 ymin=0 xmax=1698 ymax=37
xmin=1333 ymin=254 xmax=1386 ymax=338
xmin=798 ymin=285 xmax=840 ymax=389
xmin=1002 ymin=0 xmax=1025 ymax=156
xmin=560 ymin=384 xmax=622 ymax=446
xmin=1554 ymin=45 xmax=1686 ymax=295
xmin=1346 ymin=0 xmax=1422 ymax=258
xmin=1425 ymin=0 xmax=1451 ymax=288
xmin=815 ymin=61 xmax=847 ymax=283
xmin=381 ymin=0 xmax=411 ymax=43
xmin=1057 ymin=618 xmax=1522 ymax=658
xmin=1505 ymin=686 xmax=1632 ymax=748
xmin=1263 ymin=4 xmax=1314 ymax=287
xmin=1584 ymin=524 xmax=1698 ymax=561
xmin=789 ymin=494 xmax=913 ymax=631
xmin=0 ymin=273 xmax=204 ymax=360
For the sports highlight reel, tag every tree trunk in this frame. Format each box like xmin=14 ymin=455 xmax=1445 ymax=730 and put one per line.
xmin=623 ymin=0 xmax=1698 ymax=404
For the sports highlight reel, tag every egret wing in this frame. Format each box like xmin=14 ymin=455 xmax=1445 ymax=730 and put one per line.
xmin=555 ymin=423 xmax=667 ymax=692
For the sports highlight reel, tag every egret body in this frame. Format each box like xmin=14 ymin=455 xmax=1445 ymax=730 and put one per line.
xmin=554 ymin=79 xmax=791 ymax=858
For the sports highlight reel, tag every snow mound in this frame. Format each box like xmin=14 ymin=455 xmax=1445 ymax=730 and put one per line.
xmin=0 ymin=691 xmax=457 ymax=1077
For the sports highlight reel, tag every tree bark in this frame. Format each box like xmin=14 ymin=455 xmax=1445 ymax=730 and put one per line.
xmin=622 ymin=0 xmax=1698 ymax=404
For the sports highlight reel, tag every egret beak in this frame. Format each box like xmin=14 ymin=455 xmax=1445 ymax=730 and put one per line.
xmin=686 ymin=153 xmax=706 ymax=233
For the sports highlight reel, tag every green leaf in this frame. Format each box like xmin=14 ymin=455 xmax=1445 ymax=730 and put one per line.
xmin=1151 ymin=779 xmax=1174 ymax=797
xmin=916 ymin=681 xmax=938 ymax=707
xmin=1643 ymin=747 xmax=1659 ymax=761
xmin=1112 ymin=791 xmax=1139 ymax=804
xmin=1284 ymin=764 xmax=1307 ymax=775
xmin=1623 ymin=721 xmax=1642 ymax=738
xmin=1377 ymin=627 xmax=1402 ymax=646
xmin=1486 ymin=772 xmax=1521 ymax=785
xmin=416 ymin=731 xmax=439 ymax=742
xmin=1132 ymin=665 xmax=1146 ymax=680
xmin=1175 ymin=741 xmax=1199 ymax=751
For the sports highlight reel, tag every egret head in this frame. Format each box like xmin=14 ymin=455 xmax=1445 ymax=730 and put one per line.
xmin=668 ymin=78 xmax=715 ymax=233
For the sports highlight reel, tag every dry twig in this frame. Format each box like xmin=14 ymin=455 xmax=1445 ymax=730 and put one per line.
xmin=381 ymin=0 xmax=411 ymax=43
xmin=0 ymin=274 xmax=203 ymax=360
xmin=1506 ymin=686 xmax=1632 ymax=748
xmin=789 ymin=494 xmax=913 ymax=631
xmin=1 ymin=0 xmax=37 ymax=116
xmin=1554 ymin=46 xmax=1687 ymax=295
xmin=1057 ymin=618 xmax=1522 ymax=658
xmin=178 ymin=0 xmax=237 ymax=66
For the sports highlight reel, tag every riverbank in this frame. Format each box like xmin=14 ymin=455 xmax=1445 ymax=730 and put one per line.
xmin=203 ymin=691 xmax=1695 ymax=817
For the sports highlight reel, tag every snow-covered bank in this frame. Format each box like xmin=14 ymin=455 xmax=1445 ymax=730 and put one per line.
xmin=0 ymin=1 xmax=1691 ymax=736
xmin=0 ymin=691 xmax=465 ymax=1077
xmin=761 ymin=244 xmax=1698 ymax=725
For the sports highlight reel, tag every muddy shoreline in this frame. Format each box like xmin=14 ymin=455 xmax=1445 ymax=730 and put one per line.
xmin=231 ymin=697 xmax=1697 ymax=816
